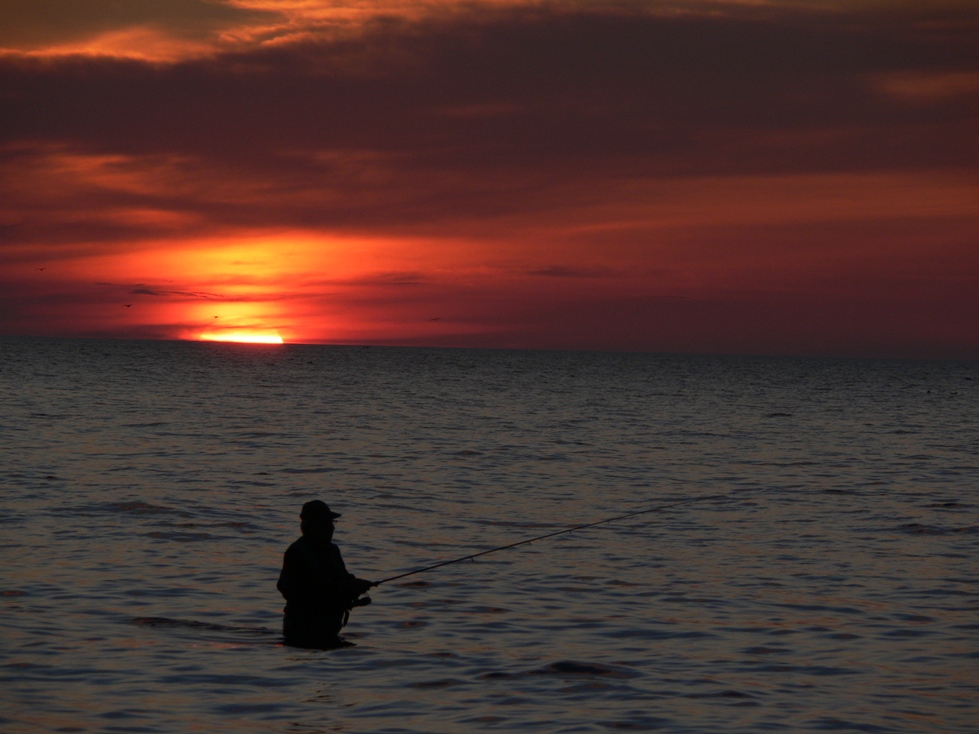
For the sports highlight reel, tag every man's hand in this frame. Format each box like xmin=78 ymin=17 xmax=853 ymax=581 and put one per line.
xmin=353 ymin=578 xmax=374 ymax=595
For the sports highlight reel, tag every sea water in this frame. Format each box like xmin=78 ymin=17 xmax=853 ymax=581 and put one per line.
xmin=1 ymin=337 xmax=976 ymax=733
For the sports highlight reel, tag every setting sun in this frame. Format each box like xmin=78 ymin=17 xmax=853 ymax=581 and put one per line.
xmin=198 ymin=332 xmax=284 ymax=344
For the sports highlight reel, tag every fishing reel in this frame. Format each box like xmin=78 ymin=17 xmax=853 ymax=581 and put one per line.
xmin=350 ymin=595 xmax=372 ymax=608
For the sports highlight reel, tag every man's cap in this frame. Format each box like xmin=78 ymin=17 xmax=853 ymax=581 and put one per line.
xmin=300 ymin=500 xmax=341 ymax=521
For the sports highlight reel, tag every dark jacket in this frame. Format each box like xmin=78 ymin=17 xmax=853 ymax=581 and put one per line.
xmin=277 ymin=535 xmax=360 ymax=622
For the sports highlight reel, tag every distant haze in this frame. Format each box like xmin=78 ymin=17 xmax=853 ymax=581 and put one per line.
xmin=2 ymin=0 xmax=977 ymax=358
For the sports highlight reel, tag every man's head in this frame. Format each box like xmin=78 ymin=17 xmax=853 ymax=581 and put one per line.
xmin=300 ymin=500 xmax=341 ymax=542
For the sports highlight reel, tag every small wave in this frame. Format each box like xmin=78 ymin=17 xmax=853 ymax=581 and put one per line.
xmin=482 ymin=519 xmax=560 ymax=529
xmin=772 ymin=602 xmax=865 ymax=615
xmin=893 ymin=613 xmax=934 ymax=622
xmin=882 ymin=628 xmax=931 ymax=638
xmin=114 ymin=501 xmax=178 ymax=514
xmin=407 ymin=678 xmax=465 ymax=689
xmin=683 ymin=689 xmax=755 ymax=699
xmin=132 ymin=617 xmax=279 ymax=642
xmin=757 ymin=460 xmax=816 ymax=467
xmin=481 ymin=660 xmax=641 ymax=680
xmin=606 ymin=628 xmax=715 ymax=640
xmin=898 ymin=523 xmax=978 ymax=535
xmin=279 ymin=467 xmax=339 ymax=474
xmin=49 ymin=501 xmax=194 ymax=520
xmin=809 ymin=716 xmax=892 ymax=732
xmin=743 ymin=664 xmax=859 ymax=676
xmin=743 ymin=646 xmax=791 ymax=655
xmin=146 ymin=531 xmax=214 ymax=542
xmin=158 ymin=519 xmax=258 ymax=532
xmin=537 ymin=661 xmax=640 ymax=678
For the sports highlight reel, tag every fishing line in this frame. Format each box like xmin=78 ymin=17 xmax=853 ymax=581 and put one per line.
xmin=375 ymin=492 xmax=735 ymax=585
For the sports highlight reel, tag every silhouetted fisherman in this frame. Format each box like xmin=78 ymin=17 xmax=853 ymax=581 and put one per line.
xmin=277 ymin=500 xmax=375 ymax=648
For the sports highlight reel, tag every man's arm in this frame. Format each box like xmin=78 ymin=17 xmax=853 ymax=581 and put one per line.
xmin=277 ymin=543 xmax=315 ymax=605
xmin=328 ymin=544 xmax=375 ymax=599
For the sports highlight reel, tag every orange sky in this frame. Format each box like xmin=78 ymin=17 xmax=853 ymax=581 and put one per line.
xmin=2 ymin=0 xmax=978 ymax=357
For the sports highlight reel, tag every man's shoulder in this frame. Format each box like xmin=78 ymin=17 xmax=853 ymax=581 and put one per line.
xmin=285 ymin=536 xmax=310 ymax=556
xmin=285 ymin=536 xmax=339 ymax=557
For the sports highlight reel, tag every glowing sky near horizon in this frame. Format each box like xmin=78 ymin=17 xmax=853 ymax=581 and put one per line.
xmin=2 ymin=0 xmax=977 ymax=357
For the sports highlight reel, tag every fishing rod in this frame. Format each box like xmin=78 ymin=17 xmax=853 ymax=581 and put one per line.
xmin=375 ymin=492 xmax=733 ymax=586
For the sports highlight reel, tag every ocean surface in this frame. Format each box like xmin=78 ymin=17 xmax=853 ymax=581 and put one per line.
xmin=1 ymin=337 xmax=977 ymax=734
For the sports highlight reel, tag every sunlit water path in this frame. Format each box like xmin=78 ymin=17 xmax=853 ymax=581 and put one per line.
xmin=1 ymin=338 xmax=977 ymax=732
